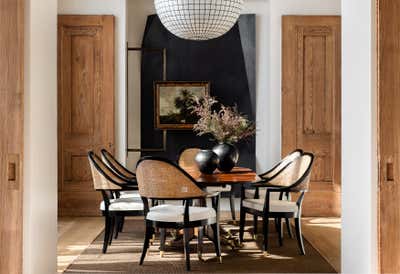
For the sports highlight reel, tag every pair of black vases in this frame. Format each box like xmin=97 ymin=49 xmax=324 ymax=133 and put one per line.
xmin=195 ymin=143 xmax=239 ymax=174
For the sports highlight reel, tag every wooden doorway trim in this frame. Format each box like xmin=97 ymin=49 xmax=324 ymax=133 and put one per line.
xmin=377 ymin=1 xmax=400 ymax=273
xmin=58 ymin=15 xmax=115 ymax=216
xmin=0 ymin=0 xmax=24 ymax=273
xmin=282 ymin=16 xmax=341 ymax=217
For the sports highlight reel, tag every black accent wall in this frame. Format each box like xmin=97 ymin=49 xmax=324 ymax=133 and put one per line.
xmin=140 ymin=14 xmax=256 ymax=169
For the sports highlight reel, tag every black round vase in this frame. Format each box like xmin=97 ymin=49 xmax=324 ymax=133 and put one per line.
xmin=212 ymin=143 xmax=239 ymax=172
xmin=194 ymin=150 xmax=219 ymax=174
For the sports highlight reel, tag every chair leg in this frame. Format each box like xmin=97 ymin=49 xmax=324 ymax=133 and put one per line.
xmin=229 ymin=191 xmax=236 ymax=221
xmin=295 ymin=217 xmax=306 ymax=255
xmin=239 ymin=209 xmax=246 ymax=243
xmin=277 ymin=218 xmax=283 ymax=246
xmin=285 ymin=218 xmax=293 ymax=238
xmin=119 ymin=216 xmax=125 ymax=232
xmin=114 ymin=216 xmax=120 ymax=239
xmin=102 ymin=215 xmax=111 ymax=254
xmin=183 ymin=228 xmax=191 ymax=271
xmin=253 ymin=215 xmax=258 ymax=237
xmin=210 ymin=223 xmax=222 ymax=263
xmin=108 ymin=216 xmax=115 ymax=245
xmin=262 ymin=217 xmax=269 ymax=255
xmin=159 ymin=228 xmax=166 ymax=257
xmin=197 ymin=226 xmax=204 ymax=261
xmin=139 ymin=224 xmax=154 ymax=265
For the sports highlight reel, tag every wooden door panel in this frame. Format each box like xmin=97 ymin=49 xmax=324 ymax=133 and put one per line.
xmin=70 ymin=35 xmax=96 ymax=135
xmin=63 ymin=151 xmax=93 ymax=191
xmin=58 ymin=15 xmax=115 ymax=216
xmin=282 ymin=16 xmax=341 ymax=216
xmin=59 ymin=192 xmax=101 ymax=217
xmin=0 ymin=0 xmax=24 ymax=273
xmin=378 ymin=1 xmax=400 ymax=272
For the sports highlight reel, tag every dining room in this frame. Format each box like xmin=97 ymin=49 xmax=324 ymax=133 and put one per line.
xmin=2 ymin=0 xmax=386 ymax=273
xmin=54 ymin=0 xmax=342 ymax=273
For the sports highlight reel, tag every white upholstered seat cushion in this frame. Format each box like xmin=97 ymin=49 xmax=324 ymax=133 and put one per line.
xmin=206 ymin=185 xmax=232 ymax=193
xmin=119 ymin=191 xmax=141 ymax=199
xmin=242 ymin=198 xmax=298 ymax=214
xmin=100 ymin=197 xmax=144 ymax=211
xmin=146 ymin=204 xmax=216 ymax=223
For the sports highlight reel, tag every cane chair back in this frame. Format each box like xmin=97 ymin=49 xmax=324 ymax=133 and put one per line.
xmin=260 ymin=149 xmax=303 ymax=180
xmin=266 ymin=153 xmax=314 ymax=192
xmin=101 ymin=149 xmax=136 ymax=180
xmin=88 ymin=151 xmax=126 ymax=190
xmin=178 ymin=147 xmax=201 ymax=173
xmin=136 ymin=158 xmax=207 ymax=199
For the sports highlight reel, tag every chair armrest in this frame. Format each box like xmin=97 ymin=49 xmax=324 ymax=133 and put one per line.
xmin=119 ymin=184 xmax=139 ymax=191
xmin=242 ymin=178 xmax=269 ymax=189
xmin=240 ymin=183 xmax=259 ymax=199
xmin=250 ymin=182 xmax=285 ymax=190
xmin=209 ymin=192 xmax=221 ymax=218
xmin=205 ymin=191 xmax=220 ymax=198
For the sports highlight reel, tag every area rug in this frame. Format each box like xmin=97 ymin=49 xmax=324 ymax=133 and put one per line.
xmin=65 ymin=217 xmax=336 ymax=273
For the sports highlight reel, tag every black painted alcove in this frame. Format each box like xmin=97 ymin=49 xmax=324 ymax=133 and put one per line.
xmin=139 ymin=14 xmax=256 ymax=171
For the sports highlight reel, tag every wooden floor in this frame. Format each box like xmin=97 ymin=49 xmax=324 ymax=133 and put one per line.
xmin=301 ymin=217 xmax=341 ymax=272
xmin=57 ymin=217 xmax=104 ymax=273
xmin=57 ymin=215 xmax=341 ymax=273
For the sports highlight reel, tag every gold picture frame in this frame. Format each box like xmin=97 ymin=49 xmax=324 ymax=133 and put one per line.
xmin=154 ymin=81 xmax=210 ymax=130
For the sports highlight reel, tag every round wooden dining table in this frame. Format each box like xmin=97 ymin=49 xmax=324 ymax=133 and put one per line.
xmin=185 ymin=166 xmax=262 ymax=187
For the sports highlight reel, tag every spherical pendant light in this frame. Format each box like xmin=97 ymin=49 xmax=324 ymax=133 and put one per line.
xmin=154 ymin=0 xmax=244 ymax=41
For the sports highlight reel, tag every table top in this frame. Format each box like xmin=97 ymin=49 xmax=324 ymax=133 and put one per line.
xmin=186 ymin=166 xmax=261 ymax=186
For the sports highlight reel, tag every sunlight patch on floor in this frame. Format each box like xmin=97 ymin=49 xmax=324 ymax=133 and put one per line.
xmin=57 ymin=217 xmax=104 ymax=273
xmin=301 ymin=217 xmax=341 ymax=273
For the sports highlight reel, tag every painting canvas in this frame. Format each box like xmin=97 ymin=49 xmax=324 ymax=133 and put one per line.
xmin=155 ymin=81 xmax=209 ymax=129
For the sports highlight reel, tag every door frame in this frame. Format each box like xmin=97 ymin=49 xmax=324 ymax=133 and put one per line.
xmin=0 ymin=0 xmax=24 ymax=273
xmin=376 ymin=0 xmax=400 ymax=272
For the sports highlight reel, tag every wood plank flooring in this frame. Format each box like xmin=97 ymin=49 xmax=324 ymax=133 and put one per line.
xmin=301 ymin=217 xmax=341 ymax=272
xmin=57 ymin=215 xmax=341 ymax=273
xmin=57 ymin=217 xmax=104 ymax=273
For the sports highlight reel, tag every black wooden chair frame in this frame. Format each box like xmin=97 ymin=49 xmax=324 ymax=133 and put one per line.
xmin=247 ymin=149 xmax=303 ymax=239
xmin=137 ymin=157 xmax=222 ymax=271
xmin=239 ymin=152 xmax=314 ymax=255
xmin=100 ymin=149 xmax=139 ymax=236
xmin=101 ymin=149 xmax=136 ymax=181
xmin=88 ymin=151 xmax=143 ymax=253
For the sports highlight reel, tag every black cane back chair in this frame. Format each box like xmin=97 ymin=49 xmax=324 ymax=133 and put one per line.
xmin=88 ymin=151 xmax=143 ymax=253
xmin=245 ymin=149 xmax=303 ymax=239
xmin=136 ymin=157 xmax=222 ymax=271
xmin=100 ymin=149 xmax=140 ymax=237
xmin=239 ymin=152 xmax=314 ymax=256
xmin=178 ymin=146 xmax=237 ymax=221
xmin=101 ymin=149 xmax=136 ymax=182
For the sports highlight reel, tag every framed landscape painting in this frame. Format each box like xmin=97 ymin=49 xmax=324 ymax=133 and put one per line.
xmin=154 ymin=81 xmax=210 ymax=130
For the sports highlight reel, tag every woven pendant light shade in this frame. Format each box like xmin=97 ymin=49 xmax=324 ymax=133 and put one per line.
xmin=154 ymin=0 xmax=244 ymax=41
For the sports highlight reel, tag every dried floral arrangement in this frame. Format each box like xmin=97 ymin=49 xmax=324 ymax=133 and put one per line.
xmin=191 ymin=95 xmax=256 ymax=144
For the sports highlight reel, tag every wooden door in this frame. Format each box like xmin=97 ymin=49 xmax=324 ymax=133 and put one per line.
xmin=282 ymin=16 xmax=341 ymax=217
xmin=0 ymin=0 xmax=24 ymax=273
xmin=58 ymin=15 xmax=115 ymax=216
xmin=378 ymin=1 xmax=400 ymax=272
